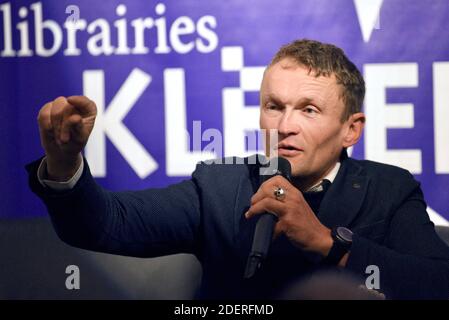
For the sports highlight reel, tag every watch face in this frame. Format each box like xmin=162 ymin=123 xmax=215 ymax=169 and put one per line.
xmin=337 ymin=227 xmax=353 ymax=242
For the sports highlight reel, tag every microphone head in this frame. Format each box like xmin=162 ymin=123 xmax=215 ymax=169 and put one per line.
xmin=260 ymin=156 xmax=292 ymax=182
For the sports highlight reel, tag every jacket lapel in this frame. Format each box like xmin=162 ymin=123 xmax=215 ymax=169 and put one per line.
xmin=317 ymin=158 xmax=370 ymax=228
xmin=235 ymin=155 xmax=370 ymax=251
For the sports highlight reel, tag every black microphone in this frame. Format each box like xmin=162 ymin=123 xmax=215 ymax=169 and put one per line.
xmin=244 ymin=156 xmax=291 ymax=279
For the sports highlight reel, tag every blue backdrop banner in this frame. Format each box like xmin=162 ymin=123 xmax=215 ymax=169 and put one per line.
xmin=1 ymin=0 xmax=448 ymax=223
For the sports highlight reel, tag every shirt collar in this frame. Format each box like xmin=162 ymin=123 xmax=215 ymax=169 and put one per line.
xmin=307 ymin=162 xmax=341 ymax=192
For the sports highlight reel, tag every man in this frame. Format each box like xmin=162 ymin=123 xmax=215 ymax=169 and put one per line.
xmin=27 ymin=39 xmax=449 ymax=299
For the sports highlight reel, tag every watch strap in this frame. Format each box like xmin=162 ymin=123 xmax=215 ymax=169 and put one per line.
xmin=322 ymin=227 xmax=352 ymax=265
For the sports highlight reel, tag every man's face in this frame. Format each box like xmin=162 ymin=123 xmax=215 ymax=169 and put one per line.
xmin=260 ymin=58 xmax=352 ymax=183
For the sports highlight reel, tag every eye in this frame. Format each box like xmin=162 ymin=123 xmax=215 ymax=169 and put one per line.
xmin=304 ymin=107 xmax=316 ymax=113
xmin=303 ymin=105 xmax=319 ymax=116
xmin=265 ymin=103 xmax=281 ymax=111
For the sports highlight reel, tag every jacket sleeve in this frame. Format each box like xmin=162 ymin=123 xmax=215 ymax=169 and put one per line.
xmin=26 ymin=157 xmax=202 ymax=258
xmin=346 ymin=179 xmax=449 ymax=299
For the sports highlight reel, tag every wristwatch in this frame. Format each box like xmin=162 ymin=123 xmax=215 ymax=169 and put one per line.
xmin=322 ymin=226 xmax=353 ymax=265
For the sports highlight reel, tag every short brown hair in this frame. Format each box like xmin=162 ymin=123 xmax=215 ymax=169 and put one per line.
xmin=269 ymin=39 xmax=365 ymax=121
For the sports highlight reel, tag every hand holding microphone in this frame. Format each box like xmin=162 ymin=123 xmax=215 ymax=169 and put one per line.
xmin=244 ymin=157 xmax=333 ymax=278
xmin=244 ymin=157 xmax=292 ymax=278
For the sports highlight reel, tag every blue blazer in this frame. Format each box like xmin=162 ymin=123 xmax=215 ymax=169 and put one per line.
xmin=27 ymin=154 xmax=449 ymax=299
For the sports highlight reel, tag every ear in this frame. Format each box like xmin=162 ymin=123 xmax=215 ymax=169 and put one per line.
xmin=342 ymin=112 xmax=365 ymax=148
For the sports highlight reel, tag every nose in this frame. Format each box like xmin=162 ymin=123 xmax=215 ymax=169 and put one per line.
xmin=278 ymin=109 xmax=300 ymax=137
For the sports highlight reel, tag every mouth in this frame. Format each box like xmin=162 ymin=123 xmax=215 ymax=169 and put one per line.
xmin=274 ymin=144 xmax=303 ymax=156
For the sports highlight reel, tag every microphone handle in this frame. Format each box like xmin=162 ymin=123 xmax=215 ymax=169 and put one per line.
xmin=244 ymin=213 xmax=278 ymax=279
xmin=244 ymin=156 xmax=291 ymax=279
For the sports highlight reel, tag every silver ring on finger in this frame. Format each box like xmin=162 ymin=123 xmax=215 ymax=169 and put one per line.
xmin=273 ymin=186 xmax=286 ymax=201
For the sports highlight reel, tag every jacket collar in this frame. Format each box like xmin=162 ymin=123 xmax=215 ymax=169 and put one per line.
xmin=249 ymin=152 xmax=369 ymax=228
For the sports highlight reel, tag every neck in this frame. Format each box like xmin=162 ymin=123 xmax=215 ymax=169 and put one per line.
xmin=291 ymin=176 xmax=321 ymax=192
xmin=291 ymin=161 xmax=338 ymax=192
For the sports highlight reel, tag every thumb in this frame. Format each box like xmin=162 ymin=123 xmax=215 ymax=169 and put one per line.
xmin=70 ymin=114 xmax=95 ymax=145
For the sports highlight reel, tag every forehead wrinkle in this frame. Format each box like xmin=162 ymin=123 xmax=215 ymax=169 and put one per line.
xmin=297 ymin=74 xmax=344 ymax=112
xmin=265 ymin=80 xmax=329 ymax=109
xmin=262 ymin=62 xmax=343 ymax=111
xmin=262 ymin=92 xmax=317 ymax=108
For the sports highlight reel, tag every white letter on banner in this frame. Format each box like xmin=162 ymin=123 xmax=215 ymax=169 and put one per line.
xmin=114 ymin=4 xmax=131 ymax=55
xmin=164 ymin=68 xmax=216 ymax=176
xmin=17 ymin=6 xmax=33 ymax=57
xmin=31 ymin=2 xmax=63 ymax=57
xmin=221 ymin=46 xmax=263 ymax=158
xmin=87 ymin=19 xmax=114 ymax=56
xmin=169 ymin=16 xmax=195 ymax=54
xmin=64 ymin=20 xmax=87 ymax=56
xmin=83 ymin=69 xmax=157 ymax=178
xmin=196 ymin=16 xmax=218 ymax=53
xmin=0 ymin=2 xmax=16 ymax=57
xmin=364 ymin=63 xmax=422 ymax=173
xmin=433 ymin=62 xmax=449 ymax=174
